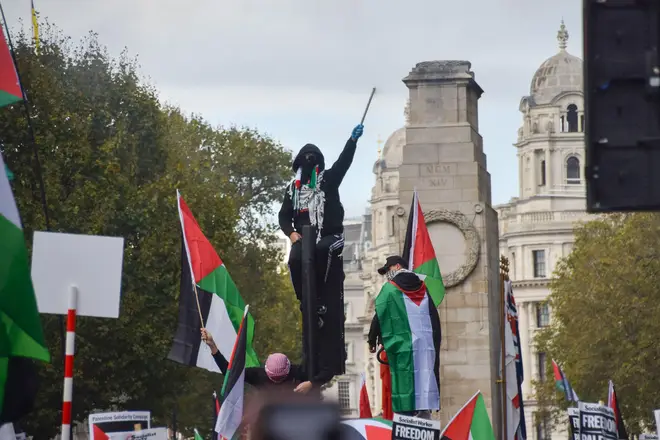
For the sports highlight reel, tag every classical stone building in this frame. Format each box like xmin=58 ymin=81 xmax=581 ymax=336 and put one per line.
xmin=357 ymin=59 xmax=503 ymax=431
xmin=495 ymin=22 xmax=591 ymax=440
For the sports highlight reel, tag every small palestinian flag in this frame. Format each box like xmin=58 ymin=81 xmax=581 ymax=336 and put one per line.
xmin=552 ymin=359 xmax=578 ymax=402
xmin=359 ymin=373 xmax=372 ymax=419
xmin=0 ymin=151 xmax=50 ymax=423
xmin=194 ymin=428 xmax=204 ymax=440
xmin=402 ymin=189 xmax=445 ymax=305
xmin=441 ymin=391 xmax=495 ymax=440
xmin=0 ymin=26 xmax=22 ymax=108
xmin=215 ymin=306 xmax=249 ymax=440
xmin=168 ymin=191 xmax=259 ymax=370
xmin=341 ymin=418 xmax=392 ymax=440
xmin=608 ymin=380 xmax=628 ymax=440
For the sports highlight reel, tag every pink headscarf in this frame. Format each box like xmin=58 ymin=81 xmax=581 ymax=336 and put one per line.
xmin=264 ymin=353 xmax=291 ymax=383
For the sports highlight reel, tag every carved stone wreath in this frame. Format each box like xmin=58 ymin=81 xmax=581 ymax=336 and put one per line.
xmin=422 ymin=208 xmax=480 ymax=287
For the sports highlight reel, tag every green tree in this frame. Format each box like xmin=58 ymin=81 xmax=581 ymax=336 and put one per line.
xmin=535 ymin=213 xmax=660 ymax=434
xmin=0 ymin=22 xmax=299 ymax=437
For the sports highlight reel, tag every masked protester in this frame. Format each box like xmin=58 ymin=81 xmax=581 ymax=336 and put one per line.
xmin=368 ymin=255 xmax=441 ymax=420
xmin=279 ymin=124 xmax=364 ymax=305
xmin=201 ymin=329 xmax=332 ymax=394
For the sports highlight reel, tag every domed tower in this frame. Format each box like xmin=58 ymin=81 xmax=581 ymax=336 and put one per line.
xmin=516 ymin=20 xmax=585 ymax=201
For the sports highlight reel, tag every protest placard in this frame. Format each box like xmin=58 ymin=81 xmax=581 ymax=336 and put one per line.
xmin=568 ymin=407 xmax=579 ymax=440
xmin=88 ymin=411 xmax=151 ymax=440
xmin=392 ymin=413 xmax=441 ymax=440
xmin=639 ymin=434 xmax=658 ymax=440
xmin=578 ymin=402 xmax=617 ymax=440
xmin=107 ymin=427 xmax=168 ymax=439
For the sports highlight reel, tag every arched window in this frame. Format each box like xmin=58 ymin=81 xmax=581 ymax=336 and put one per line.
xmin=566 ymin=156 xmax=580 ymax=184
xmin=567 ymin=104 xmax=578 ymax=132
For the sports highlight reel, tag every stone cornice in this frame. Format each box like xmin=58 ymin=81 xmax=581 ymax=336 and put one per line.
xmin=512 ymin=278 xmax=550 ymax=288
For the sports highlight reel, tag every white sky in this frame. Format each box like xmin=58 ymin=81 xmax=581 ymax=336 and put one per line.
xmin=3 ymin=0 xmax=583 ymax=217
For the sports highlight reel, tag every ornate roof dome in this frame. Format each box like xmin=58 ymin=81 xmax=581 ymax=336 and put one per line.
xmin=529 ymin=21 xmax=583 ymax=105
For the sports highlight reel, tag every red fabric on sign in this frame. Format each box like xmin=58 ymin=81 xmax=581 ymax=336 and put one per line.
xmin=178 ymin=194 xmax=223 ymax=282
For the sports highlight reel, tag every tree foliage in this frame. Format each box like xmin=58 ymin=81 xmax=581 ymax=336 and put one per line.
xmin=0 ymin=22 xmax=300 ymax=438
xmin=535 ymin=213 xmax=660 ymax=434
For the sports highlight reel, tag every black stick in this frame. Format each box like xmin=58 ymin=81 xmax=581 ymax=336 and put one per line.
xmin=301 ymin=225 xmax=318 ymax=381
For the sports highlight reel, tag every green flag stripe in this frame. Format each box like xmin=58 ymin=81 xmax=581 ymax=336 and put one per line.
xmin=0 ymin=90 xmax=20 ymax=109
xmin=198 ymin=265 xmax=258 ymax=367
xmin=375 ymin=282 xmax=414 ymax=412
xmin=415 ymin=258 xmax=445 ymax=305
xmin=470 ymin=394 xmax=496 ymax=440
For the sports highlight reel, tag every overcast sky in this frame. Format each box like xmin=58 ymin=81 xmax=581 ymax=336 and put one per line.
xmin=3 ymin=0 xmax=583 ymax=218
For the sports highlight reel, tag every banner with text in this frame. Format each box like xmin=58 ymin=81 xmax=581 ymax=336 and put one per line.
xmin=578 ymin=402 xmax=617 ymax=440
xmin=88 ymin=411 xmax=152 ymax=440
xmin=392 ymin=414 xmax=441 ymax=440
xmin=107 ymin=427 xmax=168 ymax=439
xmin=568 ymin=407 xmax=579 ymax=440
xmin=654 ymin=409 xmax=660 ymax=439
xmin=639 ymin=434 xmax=658 ymax=440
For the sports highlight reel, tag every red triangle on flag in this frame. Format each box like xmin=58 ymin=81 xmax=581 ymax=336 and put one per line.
xmin=0 ymin=26 xmax=22 ymax=108
xmin=92 ymin=425 xmax=110 ymax=440
xmin=365 ymin=425 xmax=391 ymax=440
xmin=177 ymin=191 xmax=224 ymax=283
xmin=441 ymin=395 xmax=477 ymax=440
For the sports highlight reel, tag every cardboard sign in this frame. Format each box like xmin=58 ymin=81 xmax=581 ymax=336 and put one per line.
xmin=568 ymin=407 xmax=580 ymax=440
xmin=640 ymin=434 xmax=658 ymax=440
xmin=578 ymin=402 xmax=617 ymax=440
xmin=88 ymin=411 xmax=151 ymax=440
xmin=31 ymin=231 xmax=124 ymax=318
xmin=392 ymin=413 xmax=441 ymax=440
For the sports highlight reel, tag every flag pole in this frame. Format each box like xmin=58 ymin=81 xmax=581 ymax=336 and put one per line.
xmin=191 ymin=282 xmax=205 ymax=327
xmin=499 ymin=255 xmax=510 ymax=440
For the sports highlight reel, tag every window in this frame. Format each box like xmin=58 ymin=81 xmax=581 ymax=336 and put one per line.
xmin=535 ymin=413 xmax=551 ymax=440
xmin=567 ymin=104 xmax=578 ymax=132
xmin=540 ymin=160 xmax=546 ymax=186
xmin=532 ymin=250 xmax=546 ymax=278
xmin=536 ymin=303 xmax=550 ymax=328
xmin=580 ymin=114 xmax=585 ymax=132
xmin=566 ymin=156 xmax=580 ymax=184
xmin=537 ymin=352 xmax=547 ymax=381
xmin=338 ymin=381 xmax=351 ymax=413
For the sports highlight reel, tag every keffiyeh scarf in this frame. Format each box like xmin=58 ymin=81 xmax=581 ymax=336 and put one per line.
xmin=289 ymin=166 xmax=325 ymax=242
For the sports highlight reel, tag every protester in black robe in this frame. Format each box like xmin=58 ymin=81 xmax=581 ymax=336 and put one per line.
xmin=278 ymin=124 xmax=364 ymax=304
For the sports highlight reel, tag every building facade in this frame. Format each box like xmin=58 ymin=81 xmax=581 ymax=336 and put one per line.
xmin=495 ymin=22 xmax=592 ymax=440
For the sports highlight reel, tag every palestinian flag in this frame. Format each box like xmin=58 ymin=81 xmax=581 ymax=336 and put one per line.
xmin=607 ymin=380 xmax=628 ymax=440
xmin=441 ymin=391 xmax=495 ymax=440
xmin=359 ymin=373 xmax=372 ymax=419
xmin=551 ymin=360 xmax=578 ymax=402
xmin=215 ymin=306 xmax=249 ymax=440
xmin=0 ymin=151 xmax=50 ymax=423
xmin=340 ymin=418 xmax=392 ymax=440
xmin=0 ymin=26 xmax=22 ymax=108
xmin=194 ymin=428 xmax=204 ymax=440
xmin=375 ymin=281 xmax=440 ymax=413
xmin=402 ymin=189 xmax=445 ymax=305
xmin=168 ymin=191 xmax=259 ymax=370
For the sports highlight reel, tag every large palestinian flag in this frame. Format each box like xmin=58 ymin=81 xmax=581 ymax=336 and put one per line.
xmin=441 ymin=391 xmax=495 ymax=440
xmin=402 ymin=189 xmax=445 ymax=305
xmin=375 ymin=281 xmax=440 ymax=413
xmin=341 ymin=418 xmax=392 ymax=440
xmin=0 ymin=27 xmax=22 ymax=108
xmin=0 ymin=151 xmax=50 ymax=423
xmin=215 ymin=306 xmax=249 ymax=440
xmin=168 ymin=191 xmax=259 ymax=370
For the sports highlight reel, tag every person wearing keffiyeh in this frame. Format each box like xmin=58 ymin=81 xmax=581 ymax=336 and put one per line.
xmin=278 ymin=124 xmax=364 ymax=305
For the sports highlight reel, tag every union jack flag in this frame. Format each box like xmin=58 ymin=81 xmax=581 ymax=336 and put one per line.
xmin=506 ymin=280 xmax=527 ymax=440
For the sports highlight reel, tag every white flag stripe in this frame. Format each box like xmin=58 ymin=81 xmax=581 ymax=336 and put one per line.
xmin=0 ymin=152 xmax=21 ymax=228
xmin=215 ymin=369 xmax=245 ymax=438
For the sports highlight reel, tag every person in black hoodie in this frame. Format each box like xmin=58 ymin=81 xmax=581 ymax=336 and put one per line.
xmin=278 ymin=124 xmax=364 ymax=304
xmin=201 ymin=328 xmax=332 ymax=394
xmin=367 ymin=255 xmax=441 ymax=420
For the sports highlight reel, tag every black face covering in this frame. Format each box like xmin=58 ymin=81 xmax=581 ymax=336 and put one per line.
xmin=300 ymin=154 xmax=317 ymax=183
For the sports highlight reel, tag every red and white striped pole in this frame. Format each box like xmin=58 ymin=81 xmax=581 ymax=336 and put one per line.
xmin=61 ymin=286 xmax=78 ymax=440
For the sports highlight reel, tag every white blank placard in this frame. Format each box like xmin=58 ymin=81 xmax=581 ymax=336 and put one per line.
xmin=31 ymin=231 xmax=124 ymax=318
